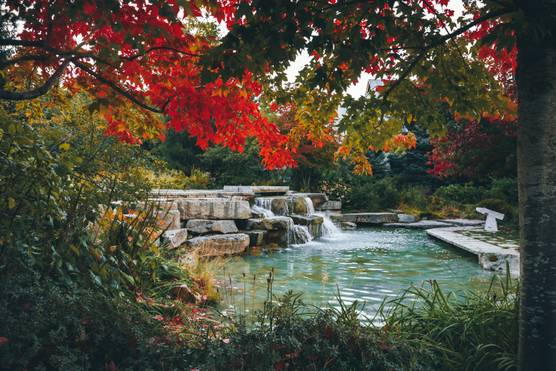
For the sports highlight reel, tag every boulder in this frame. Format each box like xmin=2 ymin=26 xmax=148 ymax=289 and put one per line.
xmin=289 ymin=195 xmax=315 ymax=216
xmin=157 ymin=209 xmax=181 ymax=230
xmin=186 ymin=219 xmax=238 ymax=235
xmin=290 ymin=214 xmax=324 ymax=238
xmin=184 ymin=233 xmax=250 ymax=258
xmin=265 ymin=230 xmax=289 ymax=247
xmin=295 ymin=193 xmax=328 ymax=209
xmin=318 ymin=200 xmax=342 ymax=211
xmin=397 ymin=214 xmax=418 ymax=223
xmin=342 ymin=212 xmax=398 ymax=224
xmin=178 ymin=198 xmax=251 ymax=220
xmin=247 ymin=216 xmax=293 ymax=231
xmin=243 ymin=230 xmax=266 ymax=247
xmin=162 ymin=228 xmax=188 ymax=248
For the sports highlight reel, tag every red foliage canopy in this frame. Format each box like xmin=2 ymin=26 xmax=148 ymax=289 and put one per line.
xmin=1 ymin=0 xmax=295 ymax=169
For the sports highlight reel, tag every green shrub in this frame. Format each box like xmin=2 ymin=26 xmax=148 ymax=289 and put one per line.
xmin=487 ymin=178 xmax=518 ymax=205
xmin=433 ymin=183 xmax=485 ymax=204
xmin=0 ymin=272 xmax=190 ymax=371
xmin=342 ymin=177 xmax=400 ymax=212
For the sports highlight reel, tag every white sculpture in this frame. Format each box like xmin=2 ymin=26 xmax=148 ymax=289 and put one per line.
xmin=476 ymin=207 xmax=505 ymax=232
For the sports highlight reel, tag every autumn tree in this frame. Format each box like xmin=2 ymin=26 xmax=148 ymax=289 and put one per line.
xmin=0 ymin=0 xmax=295 ymax=169
xmin=202 ymin=0 xmax=556 ymax=369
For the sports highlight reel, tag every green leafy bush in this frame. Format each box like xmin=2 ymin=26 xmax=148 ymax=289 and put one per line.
xmin=341 ymin=176 xmax=401 ymax=212
xmin=0 ymin=272 xmax=190 ymax=371
xmin=433 ymin=183 xmax=485 ymax=204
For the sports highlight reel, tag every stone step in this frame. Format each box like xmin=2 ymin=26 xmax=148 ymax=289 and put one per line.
xmin=224 ymin=185 xmax=289 ymax=195
xmin=185 ymin=219 xmax=238 ymax=235
xmin=178 ymin=198 xmax=251 ymax=220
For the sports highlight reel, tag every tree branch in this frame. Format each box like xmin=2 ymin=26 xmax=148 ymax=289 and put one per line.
xmin=0 ymin=59 xmax=71 ymax=100
xmin=72 ymin=60 xmax=169 ymax=114
xmin=381 ymin=8 xmax=511 ymax=101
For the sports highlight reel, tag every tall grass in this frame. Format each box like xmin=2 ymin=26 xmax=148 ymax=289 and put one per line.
xmin=197 ymin=270 xmax=518 ymax=370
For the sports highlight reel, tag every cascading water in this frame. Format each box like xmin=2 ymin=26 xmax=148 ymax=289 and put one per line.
xmin=252 ymin=204 xmax=274 ymax=218
xmin=255 ymin=198 xmax=273 ymax=212
xmin=290 ymin=225 xmax=313 ymax=245
xmin=304 ymin=197 xmax=315 ymax=216
xmin=317 ymin=212 xmax=342 ymax=237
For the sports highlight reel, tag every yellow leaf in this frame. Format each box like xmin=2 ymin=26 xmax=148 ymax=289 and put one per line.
xmin=7 ymin=197 xmax=16 ymax=209
xmin=59 ymin=143 xmax=71 ymax=151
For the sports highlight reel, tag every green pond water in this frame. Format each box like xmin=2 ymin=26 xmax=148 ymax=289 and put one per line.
xmin=217 ymin=227 xmax=494 ymax=317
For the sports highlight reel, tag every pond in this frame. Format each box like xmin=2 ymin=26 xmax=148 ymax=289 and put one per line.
xmin=217 ymin=226 xmax=495 ymax=318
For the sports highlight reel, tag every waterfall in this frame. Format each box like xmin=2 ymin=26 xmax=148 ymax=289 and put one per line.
xmin=304 ymin=197 xmax=315 ymax=216
xmin=317 ymin=212 xmax=341 ymax=237
xmin=252 ymin=204 xmax=274 ymax=218
xmin=255 ymin=197 xmax=273 ymax=212
xmin=290 ymin=225 xmax=313 ymax=245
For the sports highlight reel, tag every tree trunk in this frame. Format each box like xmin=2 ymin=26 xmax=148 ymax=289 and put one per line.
xmin=516 ymin=21 xmax=556 ymax=371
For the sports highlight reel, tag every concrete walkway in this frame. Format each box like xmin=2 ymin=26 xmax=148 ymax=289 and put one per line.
xmin=427 ymin=227 xmax=520 ymax=276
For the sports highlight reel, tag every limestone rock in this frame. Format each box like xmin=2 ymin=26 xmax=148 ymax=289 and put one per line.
xmin=295 ymin=193 xmax=328 ymax=209
xmin=186 ymin=219 xmax=238 ymax=235
xmin=157 ymin=209 xmax=181 ymax=230
xmin=178 ymin=198 xmax=251 ymax=220
xmin=162 ymin=228 xmax=188 ymax=248
xmin=291 ymin=214 xmax=324 ymax=238
xmin=243 ymin=230 xmax=266 ymax=247
xmin=289 ymin=195 xmax=313 ymax=215
xmin=184 ymin=233 xmax=249 ymax=258
xmin=247 ymin=216 xmax=293 ymax=231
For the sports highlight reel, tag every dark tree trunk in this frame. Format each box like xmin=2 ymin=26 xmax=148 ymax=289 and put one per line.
xmin=516 ymin=13 xmax=556 ymax=371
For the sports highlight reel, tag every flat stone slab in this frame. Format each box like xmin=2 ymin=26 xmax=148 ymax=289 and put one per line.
xmin=178 ymin=198 xmax=251 ymax=220
xmin=225 ymin=185 xmax=289 ymax=195
xmin=427 ymin=227 xmax=519 ymax=275
xmin=151 ymin=189 xmax=254 ymax=200
xmin=440 ymin=218 xmax=484 ymax=227
xmin=384 ymin=220 xmax=452 ymax=229
xmin=186 ymin=219 xmax=238 ymax=235
xmin=342 ymin=212 xmax=398 ymax=224
xmin=184 ymin=233 xmax=249 ymax=258
xmin=318 ymin=200 xmax=342 ymax=211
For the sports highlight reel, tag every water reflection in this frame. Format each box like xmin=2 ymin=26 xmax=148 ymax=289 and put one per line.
xmin=218 ymin=228 xmax=494 ymax=316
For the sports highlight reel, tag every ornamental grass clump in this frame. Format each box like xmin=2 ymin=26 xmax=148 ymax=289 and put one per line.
xmin=196 ymin=272 xmax=518 ymax=371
